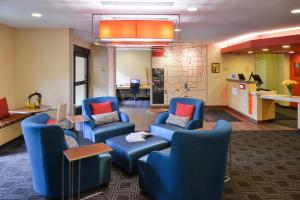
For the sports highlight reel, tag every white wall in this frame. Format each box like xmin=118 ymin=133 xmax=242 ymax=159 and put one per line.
xmin=15 ymin=28 xmax=72 ymax=109
xmin=116 ymin=50 xmax=151 ymax=86
xmin=0 ymin=23 xmax=16 ymax=109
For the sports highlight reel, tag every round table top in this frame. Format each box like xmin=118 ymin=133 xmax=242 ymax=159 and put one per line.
xmin=9 ymin=105 xmax=52 ymax=114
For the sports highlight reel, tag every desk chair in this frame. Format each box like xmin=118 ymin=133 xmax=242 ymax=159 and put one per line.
xmin=129 ymin=79 xmax=140 ymax=101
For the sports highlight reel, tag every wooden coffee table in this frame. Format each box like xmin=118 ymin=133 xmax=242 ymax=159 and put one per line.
xmin=62 ymin=143 xmax=112 ymax=200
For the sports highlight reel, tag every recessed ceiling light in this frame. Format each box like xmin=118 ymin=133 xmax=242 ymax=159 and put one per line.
xmin=174 ymin=28 xmax=181 ymax=32
xmin=262 ymin=48 xmax=269 ymax=52
xmin=282 ymin=45 xmax=290 ymax=48
xmin=187 ymin=7 xmax=198 ymax=12
xmin=289 ymin=51 xmax=295 ymax=54
xmin=100 ymin=1 xmax=174 ymax=6
xmin=291 ymin=9 xmax=300 ymax=14
xmin=248 ymin=51 xmax=253 ymax=54
xmin=32 ymin=13 xmax=42 ymax=18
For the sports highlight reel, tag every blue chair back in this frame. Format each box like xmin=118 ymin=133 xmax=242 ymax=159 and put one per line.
xmin=169 ymin=120 xmax=231 ymax=199
xmin=169 ymin=98 xmax=203 ymax=120
xmin=82 ymin=96 xmax=120 ymax=127
xmin=21 ymin=113 xmax=68 ymax=196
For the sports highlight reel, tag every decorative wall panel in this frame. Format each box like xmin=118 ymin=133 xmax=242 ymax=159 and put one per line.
xmin=152 ymin=43 xmax=207 ymax=104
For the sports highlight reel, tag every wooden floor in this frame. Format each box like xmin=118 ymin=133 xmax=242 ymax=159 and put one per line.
xmin=120 ymin=105 xmax=297 ymax=131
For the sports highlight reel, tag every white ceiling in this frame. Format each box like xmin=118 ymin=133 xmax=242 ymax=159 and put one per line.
xmin=0 ymin=0 xmax=300 ymax=43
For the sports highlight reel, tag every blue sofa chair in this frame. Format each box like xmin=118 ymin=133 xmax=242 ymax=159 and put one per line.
xmin=82 ymin=96 xmax=135 ymax=143
xmin=21 ymin=113 xmax=111 ymax=198
xmin=138 ymin=120 xmax=232 ymax=200
xmin=149 ymin=97 xmax=204 ymax=141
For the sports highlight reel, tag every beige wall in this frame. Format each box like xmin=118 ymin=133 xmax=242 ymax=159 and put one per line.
xmin=15 ymin=28 xmax=72 ymax=109
xmin=0 ymin=23 xmax=16 ymax=109
xmin=91 ymin=45 xmax=109 ymax=97
xmin=116 ymin=50 xmax=151 ymax=86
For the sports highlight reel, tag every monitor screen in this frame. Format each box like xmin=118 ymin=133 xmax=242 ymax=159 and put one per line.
xmin=130 ymin=79 xmax=140 ymax=84
xmin=238 ymin=73 xmax=245 ymax=80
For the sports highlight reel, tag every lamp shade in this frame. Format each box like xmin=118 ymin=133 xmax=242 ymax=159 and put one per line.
xmin=99 ymin=20 xmax=174 ymax=41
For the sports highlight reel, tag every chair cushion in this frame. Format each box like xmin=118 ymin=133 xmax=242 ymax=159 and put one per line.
xmin=175 ymin=102 xmax=195 ymax=119
xmin=92 ymin=111 xmax=119 ymax=125
xmin=90 ymin=101 xmax=112 ymax=115
xmin=46 ymin=119 xmax=57 ymax=125
xmin=93 ymin=122 xmax=135 ymax=143
xmin=0 ymin=98 xmax=9 ymax=120
xmin=149 ymin=123 xmax=184 ymax=142
xmin=65 ymin=135 xmax=78 ymax=148
xmin=166 ymin=113 xmax=189 ymax=128
xmin=106 ymin=135 xmax=169 ymax=173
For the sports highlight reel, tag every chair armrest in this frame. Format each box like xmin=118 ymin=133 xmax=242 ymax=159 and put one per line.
xmin=83 ymin=115 xmax=94 ymax=129
xmin=185 ymin=119 xmax=202 ymax=130
xmin=147 ymin=149 xmax=170 ymax=167
xmin=119 ymin=111 xmax=129 ymax=122
xmin=155 ymin=112 xmax=169 ymax=124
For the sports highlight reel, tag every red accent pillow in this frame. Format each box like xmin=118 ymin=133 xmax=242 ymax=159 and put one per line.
xmin=0 ymin=98 xmax=9 ymax=120
xmin=90 ymin=101 xmax=112 ymax=115
xmin=46 ymin=119 xmax=57 ymax=125
xmin=175 ymin=102 xmax=195 ymax=119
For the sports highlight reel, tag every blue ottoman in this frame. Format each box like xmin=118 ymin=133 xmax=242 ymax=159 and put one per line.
xmin=106 ymin=134 xmax=169 ymax=174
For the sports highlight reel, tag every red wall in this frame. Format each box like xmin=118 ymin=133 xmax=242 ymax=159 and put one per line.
xmin=289 ymin=53 xmax=300 ymax=107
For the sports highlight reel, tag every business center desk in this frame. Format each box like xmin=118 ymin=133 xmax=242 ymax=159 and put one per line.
xmin=116 ymin=85 xmax=150 ymax=100
xmin=227 ymin=78 xmax=300 ymax=128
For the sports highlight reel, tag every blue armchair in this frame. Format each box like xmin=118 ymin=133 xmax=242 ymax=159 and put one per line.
xmin=138 ymin=120 xmax=232 ymax=200
xmin=82 ymin=96 xmax=135 ymax=143
xmin=21 ymin=113 xmax=111 ymax=198
xmin=149 ymin=97 xmax=204 ymax=141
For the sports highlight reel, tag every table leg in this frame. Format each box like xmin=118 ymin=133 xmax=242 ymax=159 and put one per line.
xmin=78 ymin=159 xmax=81 ymax=200
xmin=297 ymin=102 xmax=300 ymax=129
xmin=62 ymin=154 xmax=64 ymax=200
xmin=69 ymin=161 xmax=71 ymax=200
xmin=71 ymin=162 xmax=74 ymax=200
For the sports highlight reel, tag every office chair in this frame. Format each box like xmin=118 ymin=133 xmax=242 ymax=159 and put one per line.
xmin=129 ymin=79 xmax=140 ymax=101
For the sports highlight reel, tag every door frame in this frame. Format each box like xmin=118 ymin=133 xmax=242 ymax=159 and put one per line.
xmin=73 ymin=45 xmax=90 ymax=106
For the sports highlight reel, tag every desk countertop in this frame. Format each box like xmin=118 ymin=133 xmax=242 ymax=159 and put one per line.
xmin=260 ymin=94 xmax=300 ymax=103
xmin=116 ymin=85 xmax=150 ymax=89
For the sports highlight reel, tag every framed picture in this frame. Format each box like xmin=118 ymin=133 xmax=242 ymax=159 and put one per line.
xmin=211 ymin=63 xmax=220 ymax=73
xmin=294 ymin=63 xmax=300 ymax=77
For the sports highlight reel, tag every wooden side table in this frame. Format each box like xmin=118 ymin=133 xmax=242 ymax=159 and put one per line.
xmin=9 ymin=105 xmax=52 ymax=114
xmin=67 ymin=115 xmax=89 ymax=136
xmin=62 ymin=143 xmax=113 ymax=200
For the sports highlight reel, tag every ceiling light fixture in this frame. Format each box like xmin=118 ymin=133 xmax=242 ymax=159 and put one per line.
xmin=174 ymin=28 xmax=181 ymax=32
xmin=289 ymin=51 xmax=295 ymax=54
xmin=218 ymin=26 xmax=300 ymax=48
xmin=248 ymin=51 xmax=253 ymax=54
xmin=32 ymin=13 xmax=42 ymax=18
xmin=262 ymin=48 xmax=269 ymax=52
xmin=291 ymin=9 xmax=300 ymax=14
xmin=187 ymin=7 xmax=198 ymax=12
xmin=100 ymin=1 xmax=174 ymax=6
xmin=282 ymin=45 xmax=290 ymax=48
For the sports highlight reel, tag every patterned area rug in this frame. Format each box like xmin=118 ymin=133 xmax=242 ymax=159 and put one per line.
xmin=1 ymin=130 xmax=300 ymax=200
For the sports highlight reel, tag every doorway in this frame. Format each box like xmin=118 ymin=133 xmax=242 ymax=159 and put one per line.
xmin=73 ymin=45 xmax=90 ymax=113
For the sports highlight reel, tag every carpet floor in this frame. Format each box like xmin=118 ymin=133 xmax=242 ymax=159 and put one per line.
xmin=1 ymin=130 xmax=300 ymax=200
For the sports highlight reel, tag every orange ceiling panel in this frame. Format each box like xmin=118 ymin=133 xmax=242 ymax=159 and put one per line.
xmin=136 ymin=20 xmax=174 ymax=39
xmin=99 ymin=20 xmax=174 ymax=40
xmin=99 ymin=20 xmax=136 ymax=39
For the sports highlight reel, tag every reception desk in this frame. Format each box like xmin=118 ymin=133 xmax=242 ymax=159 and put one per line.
xmin=227 ymin=79 xmax=276 ymax=121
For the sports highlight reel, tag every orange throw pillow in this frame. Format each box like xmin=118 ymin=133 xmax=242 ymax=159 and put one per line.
xmin=46 ymin=119 xmax=57 ymax=125
xmin=175 ymin=102 xmax=195 ymax=120
xmin=0 ymin=98 xmax=9 ymax=120
xmin=90 ymin=101 xmax=112 ymax=115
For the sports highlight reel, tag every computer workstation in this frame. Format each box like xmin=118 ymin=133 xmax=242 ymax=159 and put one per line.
xmin=116 ymin=79 xmax=150 ymax=101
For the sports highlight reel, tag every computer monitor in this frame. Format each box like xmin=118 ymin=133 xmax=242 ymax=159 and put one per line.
xmin=238 ymin=73 xmax=245 ymax=80
xmin=130 ymin=79 xmax=140 ymax=84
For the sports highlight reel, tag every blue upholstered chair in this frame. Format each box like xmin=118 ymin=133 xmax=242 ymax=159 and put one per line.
xmin=138 ymin=120 xmax=232 ymax=200
xmin=82 ymin=96 xmax=135 ymax=143
xmin=21 ymin=113 xmax=111 ymax=198
xmin=149 ymin=97 xmax=204 ymax=141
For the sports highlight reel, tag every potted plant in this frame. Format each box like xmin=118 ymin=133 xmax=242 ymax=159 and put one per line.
xmin=282 ymin=80 xmax=298 ymax=97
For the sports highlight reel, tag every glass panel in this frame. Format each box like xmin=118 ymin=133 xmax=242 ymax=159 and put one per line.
xmin=75 ymin=56 xmax=87 ymax=82
xmin=75 ymin=84 xmax=86 ymax=105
